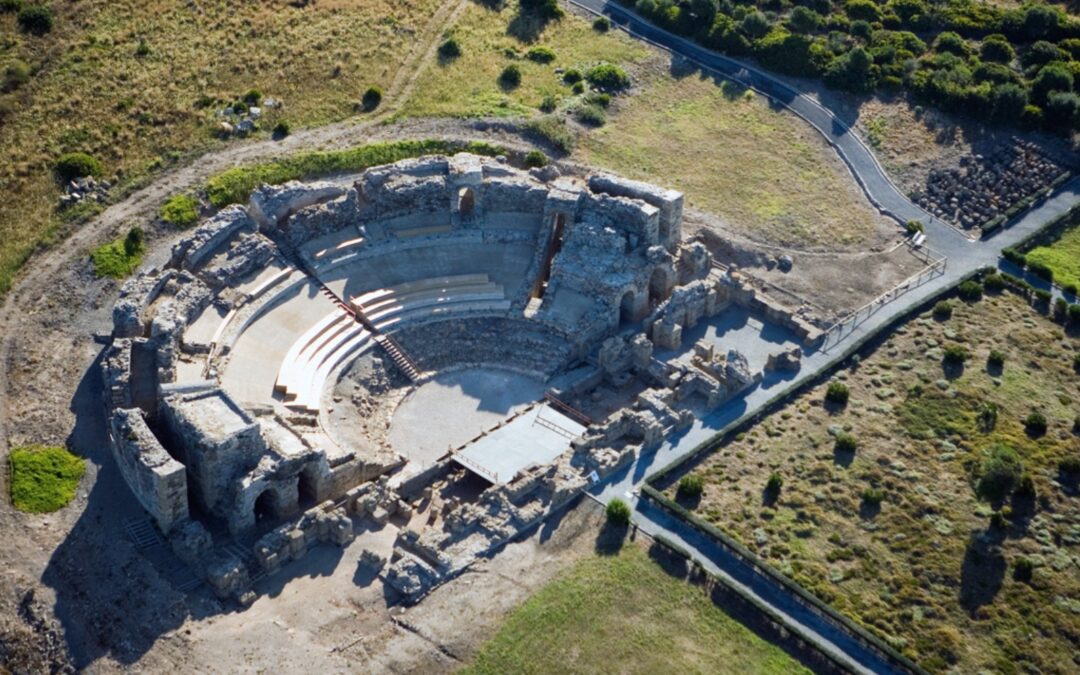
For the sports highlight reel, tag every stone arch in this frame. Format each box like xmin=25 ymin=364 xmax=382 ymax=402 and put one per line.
xmin=457 ymin=187 xmax=476 ymax=217
xmin=620 ymin=288 xmax=646 ymax=324
xmin=648 ymin=266 xmax=673 ymax=308
xmin=254 ymin=487 xmax=285 ymax=523
xmin=298 ymin=464 xmax=321 ymax=508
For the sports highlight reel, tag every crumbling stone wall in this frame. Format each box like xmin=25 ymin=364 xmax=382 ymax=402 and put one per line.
xmin=108 ymin=408 xmax=189 ymax=533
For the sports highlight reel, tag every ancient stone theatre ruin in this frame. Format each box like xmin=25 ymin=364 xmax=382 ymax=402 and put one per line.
xmin=104 ymin=153 xmax=817 ymax=603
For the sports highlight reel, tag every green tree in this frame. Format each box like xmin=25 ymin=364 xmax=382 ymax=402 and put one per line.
xmin=976 ymin=445 xmax=1023 ymax=502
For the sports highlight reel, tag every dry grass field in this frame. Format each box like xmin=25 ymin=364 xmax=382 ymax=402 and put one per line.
xmin=0 ymin=0 xmax=443 ymax=293
xmin=662 ymin=288 xmax=1080 ymax=673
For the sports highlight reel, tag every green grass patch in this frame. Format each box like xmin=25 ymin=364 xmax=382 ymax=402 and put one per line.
xmin=160 ymin=193 xmax=200 ymax=228
xmin=1026 ymin=225 xmax=1080 ymax=291
xmin=8 ymin=445 xmax=85 ymax=513
xmin=463 ymin=544 xmax=809 ymax=675
xmin=91 ymin=228 xmax=144 ymax=279
xmin=205 ymin=139 xmax=505 ymax=207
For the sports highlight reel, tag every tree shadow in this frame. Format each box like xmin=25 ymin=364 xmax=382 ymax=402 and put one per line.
xmin=506 ymin=5 xmax=557 ymax=43
xmin=958 ymin=531 xmax=1007 ymax=615
xmin=595 ymin=521 xmax=628 ymax=556
xmin=858 ymin=500 xmax=881 ymax=520
xmin=942 ymin=359 xmax=965 ymax=381
xmin=1058 ymin=470 xmax=1080 ymax=496
xmin=985 ymin=361 xmax=1003 ymax=377
xmin=673 ymin=490 xmax=703 ymax=510
xmin=833 ymin=445 xmax=856 ymax=468
xmin=761 ymin=486 xmax=780 ymax=507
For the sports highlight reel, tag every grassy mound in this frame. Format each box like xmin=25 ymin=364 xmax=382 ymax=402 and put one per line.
xmin=8 ymin=445 xmax=85 ymax=513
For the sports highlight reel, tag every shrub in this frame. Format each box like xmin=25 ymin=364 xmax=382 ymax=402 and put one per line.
xmin=1027 ymin=260 xmax=1054 ymax=282
xmin=934 ymin=31 xmax=969 ymax=57
xmin=562 ymin=68 xmax=583 ymax=84
xmin=980 ymin=35 xmax=1014 ymax=63
xmin=571 ymin=81 xmax=585 ymax=94
xmin=943 ymin=344 xmax=968 ymax=364
xmin=521 ymin=0 xmax=562 ymax=19
xmin=160 ymin=194 xmax=199 ymax=228
xmin=574 ymin=102 xmax=606 ymax=126
xmin=1013 ymin=556 xmax=1034 ymax=582
xmin=538 ymin=95 xmax=557 ymax=113
xmin=585 ymin=63 xmax=630 ymax=91
xmin=243 ymin=89 xmax=262 ymax=106
xmin=605 ymin=498 xmax=632 ymax=526
xmin=362 ymin=86 xmax=382 ymax=111
xmin=905 ymin=219 xmax=924 ymax=234
xmin=1069 ymin=304 xmax=1080 ymax=323
xmin=677 ymin=474 xmax=705 ymax=498
xmin=1033 ymin=288 xmax=1052 ymax=305
xmin=499 ymin=64 xmax=522 ymax=88
xmin=272 ymin=120 xmax=291 ymax=138
xmin=585 ymin=92 xmax=612 ymax=108
xmin=983 ymin=273 xmax=1005 ymax=292
xmin=0 ymin=0 xmax=24 ymax=12
xmin=593 ymin=16 xmax=610 ymax=32
xmin=17 ymin=4 xmax=53 ymax=35
xmin=1024 ymin=411 xmax=1048 ymax=435
xmin=124 ymin=226 xmax=144 ymax=257
xmin=524 ymin=115 xmax=576 ymax=154
xmin=438 ymin=37 xmax=462 ymax=60
xmin=825 ymin=381 xmax=850 ymax=405
xmin=976 ymin=444 xmax=1023 ymax=502
xmin=766 ymin=472 xmax=784 ymax=493
xmin=978 ymin=401 xmax=999 ymax=432
xmin=8 ymin=445 xmax=85 ymax=513
xmin=957 ymin=280 xmax=983 ymax=301
xmin=1001 ymin=247 xmax=1026 ymax=267
xmin=933 ymin=300 xmax=953 ymax=319
xmin=54 ymin=152 xmax=103 ymax=182
xmin=987 ymin=350 xmax=1005 ymax=368
xmin=1059 ymin=456 xmax=1080 ymax=475
xmin=861 ymin=487 xmax=884 ymax=505
xmin=3 ymin=60 xmax=30 ymax=93
xmin=523 ymin=149 xmax=547 ymax=168
xmin=134 ymin=40 xmax=152 ymax=58
xmin=835 ymin=432 xmax=858 ymax=453
xmin=526 ymin=46 xmax=556 ymax=63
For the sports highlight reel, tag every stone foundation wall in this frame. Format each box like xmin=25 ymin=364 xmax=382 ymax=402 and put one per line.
xmin=109 ymin=409 xmax=189 ymax=533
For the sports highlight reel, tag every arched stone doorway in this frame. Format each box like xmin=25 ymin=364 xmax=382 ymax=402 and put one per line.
xmin=458 ymin=187 xmax=476 ymax=217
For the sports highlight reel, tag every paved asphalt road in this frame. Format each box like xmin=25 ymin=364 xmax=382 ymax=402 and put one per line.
xmin=569 ymin=1 xmax=1080 ymax=672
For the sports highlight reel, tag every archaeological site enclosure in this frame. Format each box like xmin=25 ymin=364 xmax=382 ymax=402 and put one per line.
xmin=102 ymin=153 xmax=819 ymax=603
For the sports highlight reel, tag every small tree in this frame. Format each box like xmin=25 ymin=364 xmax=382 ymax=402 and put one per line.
xmin=677 ymin=474 xmax=705 ymax=498
xmin=983 ymin=273 xmax=1005 ymax=292
xmin=825 ymin=381 xmax=850 ymax=405
xmin=987 ymin=350 xmax=1005 ymax=368
xmin=605 ymin=498 xmax=631 ymax=526
xmin=766 ymin=472 xmax=783 ymax=494
xmin=976 ymin=444 xmax=1023 ymax=502
xmin=54 ymin=152 xmax=103 ymax=182
xmin=593 ymin=16 xmax=610 ymax=32
xmin=526 ymin=46 xmax=556 ymax=63
xmin=361 ymin=86 xmax=382 ymax=111
xmin=17 ymin=4 xmax=53 ymax=35
xmin=1024 ymin=411 xmax=1048 ymax=436
xmin=834 ymin=432 xmax=858 ymax=453
xmin=438 ymin=37 xmax=462 ymax=60
xmin=905 ymin=219 xmax=924 ymax=234
xmin=933 ymin=301 xmax=953 ymax=319
xmin=861 ymin=487 xmax=885 ymax=505
xmin=957 ymin=280 xmax=983 ymax=301
xmin=523 ymin=149 xmax=547 ymax=168
xmin=585 ymin=63 xmax=630 ymax=91
xmin=943 ymin=344 xmax=968 ymax=365
xmin=538 ymin=95 xmax=557 ymax=113
xmin=123 ymin=226 xmax=145 ymax=257
xmin=499 ymin=64 xmax=522 ymax=88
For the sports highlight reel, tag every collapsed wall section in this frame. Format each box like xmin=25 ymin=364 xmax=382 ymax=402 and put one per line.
xmin=109 ymin=408 xmax=189 ymax=533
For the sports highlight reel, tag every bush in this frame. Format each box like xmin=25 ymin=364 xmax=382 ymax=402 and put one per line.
xmin=1001 ymin=247 xmax=1026 ymax=267
xmin=124 ymin=226 xmax=144 ymax=257
xmin=905 ymin=219 xmax=924 ymax=234
xmin=54 ymin=152 xmax=103 ymax=182
xmin=585 ymin=92 xmax=612 ymax=108
xmin=17 ymin=4 xmax=53 ymax=35
xmin=861 ymin=487 xmax=885 ymax=505
xmin=574 ymin=102 xmax=606 ymax=126
xmin=272 ymin=120 xmax=291 ymax=138
xmin=766 ymin=472 xmax=784 ymax=493
xmin=933 ymin=300 xmax=954 ymax=319
xmin=523 ymin=149 xmax=547 ymax=168
xmin=1058 ymin=456 xmax=1080 ymax=475
xmin=538 ymin=95 xmax=557 ymax=113
xmin=980 ymin=35 xmax=1014 ymax=63
xmin=593 ymin=16 xmax=610 ymax=32
xmin=605 ymin=498 xmax=632 ymax=526
xmin=943 ymin=344 xmax=968 ymax=364
xmin=983 ymin=273 xmax=1005 ymax=292
xmin=1024 ymin=411 xmax=1048 ymax=435
xmin=524 ymin=115 xmax=575 ymax=154
xmin=3 ymin=60 xmax=30 ymax=92
xmin=585 ymin=63 xmax=630 ymax=91
xmin=571 ymin=81 xmax=585 ymax=94
xmin=135 ymin=40 xmax=152 ymax=58
xmin=1069 ymin=304 xmax=1080 ymax=323
xmin=0 ymin=0 xmax=24 ymax=12
xmin=987 ymin=350 xmax=1005 ymax=368
xmin=8 ymin=445 xmax=85 ymax=513
xmin=499 ymin=64 xmax=522 ymax=88
xmin=361 ymin=86 xmax=382 ymax=111
xmin=438 ymin=37 xmax=462 ymax=60
xmin=677 ymin=474 xmax=705 ymax=498
xmin=834 ymin=432 xmax=859 ymax=453
xmin=1034 ymin=288 xmax=1052 ymax=305
xmin=957 ymin=280 xmax=983 ymax=301
xmin=976 ymin=444 xmax=1023 ymax=502
xmin=160 ymin=194 xmax=200 ymax=228
xmin=562 ymin=68 xmax=583 ymax=84
xmin=526 ymin=46 xmax=556 ymax=63
xmin=1027 ymin=260 xmax=1054 ymax=282
xmin=825 ymin=381 xmax=850 ymax=405
xmin=1013 ymin=556 xmax=1034 ymax=582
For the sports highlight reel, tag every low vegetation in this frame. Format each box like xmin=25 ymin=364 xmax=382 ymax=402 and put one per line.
xmin=463 ymin=543 xmax=809 ymax=674
xmin=663 ymin=288 xmax=1080 ymax=672
xmin=8 ymin=445 xmax=85 ymax=513
xmin=91 ymin=226 xmax=144 ymax=278
xmin=1026 ymin=221 xmax=1080 ymax=291
xmin=159 ymin=193 xmax=200 ymax=228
